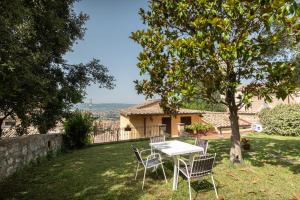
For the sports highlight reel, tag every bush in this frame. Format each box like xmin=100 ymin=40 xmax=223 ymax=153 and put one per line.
xmin=63 ymin=110 xmax=93 ymax=149
xmin=185 ymin=123 xmax=213 ymax=133
xmin=259 ymin=104 xmax=300 ymax=136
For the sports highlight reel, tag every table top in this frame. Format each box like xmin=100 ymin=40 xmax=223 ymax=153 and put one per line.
xmin=150 ymin=140 xmax=203 ymax=156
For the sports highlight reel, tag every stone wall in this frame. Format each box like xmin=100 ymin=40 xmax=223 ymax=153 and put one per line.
xmin=0 ymin=134 xmax=63 ymax=181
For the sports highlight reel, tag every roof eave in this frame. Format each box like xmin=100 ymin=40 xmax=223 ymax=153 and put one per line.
xmin=120 ymin=112 xmax=203 ymax=116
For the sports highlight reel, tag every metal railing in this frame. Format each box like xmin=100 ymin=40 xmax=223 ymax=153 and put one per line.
xmin=92 ymin=125 xmax=167 ymax=144
xmin=0 ymin=126 xmax=40 ymax=138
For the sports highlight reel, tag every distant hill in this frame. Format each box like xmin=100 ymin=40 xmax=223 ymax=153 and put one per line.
xmin=73 ymin=103 xmax=134 ymax=112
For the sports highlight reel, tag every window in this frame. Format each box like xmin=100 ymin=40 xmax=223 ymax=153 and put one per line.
xmin=4 ymin=120 xmax=16 ymax=127
xmin=180 ymin=117 xmax=191 ymax=125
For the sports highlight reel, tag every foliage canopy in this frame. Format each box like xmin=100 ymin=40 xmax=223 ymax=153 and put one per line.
xmin=0 ymin=0 xmax=114 ymax=136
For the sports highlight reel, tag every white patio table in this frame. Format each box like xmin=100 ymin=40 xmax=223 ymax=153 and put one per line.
xmin=150 ymin=140 xmax=204 ymax=190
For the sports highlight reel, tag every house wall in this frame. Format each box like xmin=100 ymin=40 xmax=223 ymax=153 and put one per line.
xmin=239 ymin=93 xmax=300 ymax=113
xmin=1 ymin=117 xmax=21 ymax=129
xmin=120 ymin=115 xmax=133 ymax=128
xmin=120 ymin=114 xmax=203 ymax=138
xmin=170 ymin=115 xmax=203 ymax=137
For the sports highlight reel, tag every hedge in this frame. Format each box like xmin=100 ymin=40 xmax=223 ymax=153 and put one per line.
xmin=259 ymin=104 xmax=300 ymax=136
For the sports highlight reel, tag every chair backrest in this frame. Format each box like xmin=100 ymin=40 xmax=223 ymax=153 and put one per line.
xmin=131 ymin=145 xmax=143 ymax=163
xmin=190 ymin=153 xmax=216 ymax=178
xmin=150 ymin=135 xmax=165 ymax=144
xmin=195 ymin=139 xmax=209 ymax=154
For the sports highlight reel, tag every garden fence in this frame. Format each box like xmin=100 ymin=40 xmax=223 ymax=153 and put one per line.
xmin=93 ymin=125 xmax=167 ymax=143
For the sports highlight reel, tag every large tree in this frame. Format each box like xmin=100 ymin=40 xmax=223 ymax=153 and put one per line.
xmin=131 ymin=0 xmax=300 ymax=163
xmin=0 ymin=0 xmax=114 ymax=136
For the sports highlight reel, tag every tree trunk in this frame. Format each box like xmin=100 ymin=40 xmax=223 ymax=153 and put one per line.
xmin=226 ymin=86 xmax=243 ymax=163
xmin=228 ymin=105 xmax=242 ymax=163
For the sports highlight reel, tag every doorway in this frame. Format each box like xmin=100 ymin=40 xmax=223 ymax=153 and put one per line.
xmin=162 ymin=117 xmax=172 ymax=134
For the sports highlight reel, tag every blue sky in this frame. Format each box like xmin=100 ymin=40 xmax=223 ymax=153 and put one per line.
xmin=64 ymin=0 xmax=148 ymax=104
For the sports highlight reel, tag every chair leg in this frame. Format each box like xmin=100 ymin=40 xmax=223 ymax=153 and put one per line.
xmin=150 ymin=148 xmax=156 ymax=172
xmin=211 ymin=174 xmax=219 ymax=199
xmin=176 ymin=165 xmax=179 ymax=188
xmin=153 ymin=166 xmax=158 ymax=172
xmin=142 ymin=167 xmax=147 ymax=190
xmin=161 ymin=163 xmax=167 ymax=183
xmin=155 ymin=167 xmax=158 ymax=175
xmin=135 ymin=163 xmax=140 ymax=180
xmin=187 ymin=178 xmax=192 ymax=200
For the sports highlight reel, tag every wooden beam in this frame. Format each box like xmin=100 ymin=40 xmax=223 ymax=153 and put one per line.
xmin=143 ymin=117 xmax=146 ymax=137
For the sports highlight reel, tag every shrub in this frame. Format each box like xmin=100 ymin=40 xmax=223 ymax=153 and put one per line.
xmin=185 ymin=123 xmax=213 ymax=133
xmin=63 ymin=110 xmax=93 ymax=149
xmin=259 ymin=104 xmax=300 ymax=136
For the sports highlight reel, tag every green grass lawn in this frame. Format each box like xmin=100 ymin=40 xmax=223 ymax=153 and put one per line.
xmin=1 ymin=134 xmax=300 ymax=200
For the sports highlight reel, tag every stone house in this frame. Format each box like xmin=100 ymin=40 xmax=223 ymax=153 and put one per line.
xmin=237 ymin=86 xmax=300 ymax=113
xmin=119 ymin=89 xmax=300 ymax=138
xmin=239 ymin=94 xmax=300 ymax=113
xmin=120 ymin=100 xmax=204 ymax=138
xmin=119 ymin=100 xmax=255 ymax=137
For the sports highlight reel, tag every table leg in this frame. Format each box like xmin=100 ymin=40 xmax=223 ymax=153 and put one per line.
xmin=172 ymin=156 xmax=178 ymax=190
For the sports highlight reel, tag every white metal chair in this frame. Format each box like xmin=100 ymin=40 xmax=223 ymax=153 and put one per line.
xmin=131 ymin=145 xmax=167 ymax=189
xmin=150 ymin=135 xmax=165 ymax=143
xmin=150 ymin=136 xmax=165 ymax=153
xmin=177 ymin=153 xmax=218 ymax=200
xmin=181 ymin=139 xmax=209 ymax=163
xmin=194 ymin=138 xmax=209 ymax=155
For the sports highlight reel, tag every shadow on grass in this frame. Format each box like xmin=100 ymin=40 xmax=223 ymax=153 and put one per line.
xmin=244 ymin=137 xmax=300 ymax=174
xmin=175 ymin=174 xmax=220 ymax=199
xmin=0 ymin=135 xmax=299 ymax=200
xmin=208 ymin=135 xmax=300 ymax=174
xmin=0 ymin=140 xmax=172 ymax=200
xmin=0 ymin=137 xmax=209 ymax=199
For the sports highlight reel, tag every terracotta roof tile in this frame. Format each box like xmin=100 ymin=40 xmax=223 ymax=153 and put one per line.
xmin=202 ymin=112 xmax=251 ymax=129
